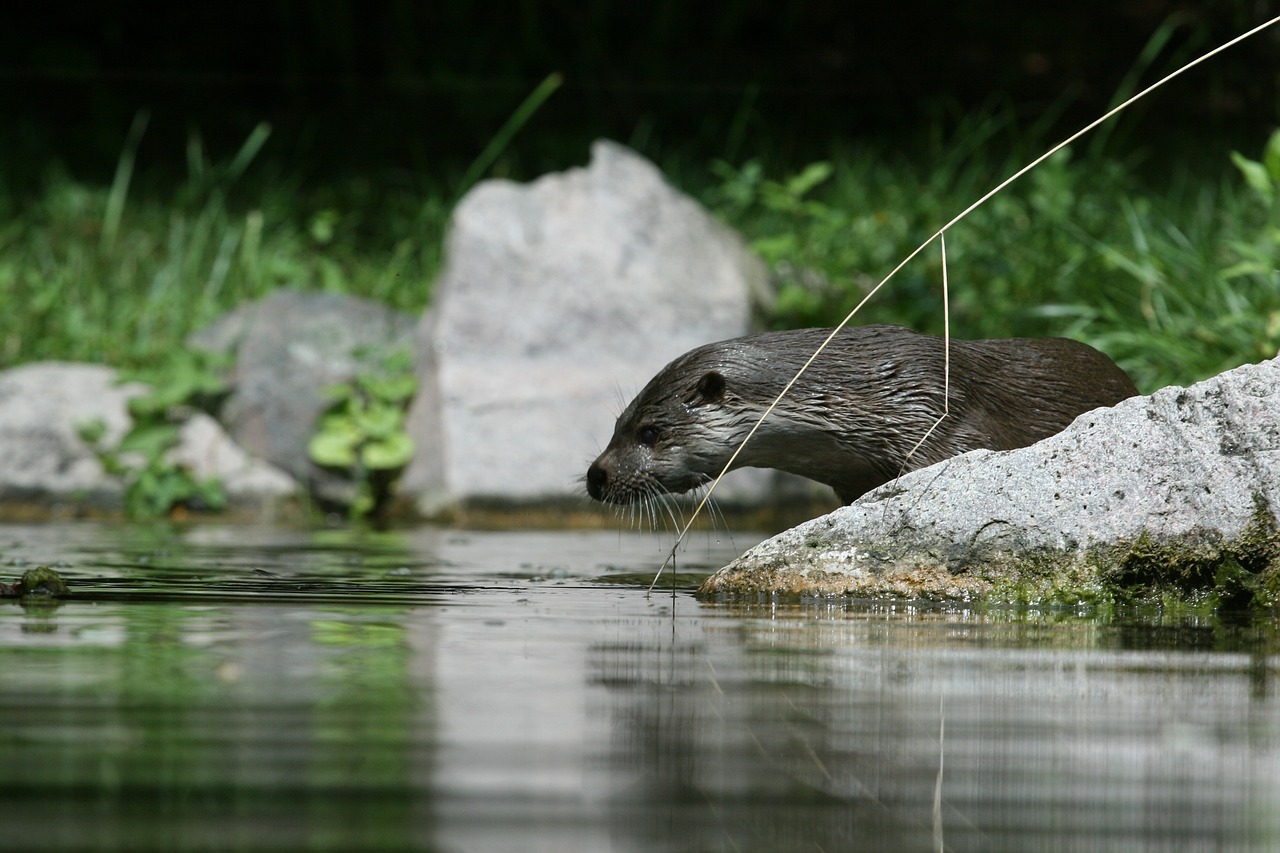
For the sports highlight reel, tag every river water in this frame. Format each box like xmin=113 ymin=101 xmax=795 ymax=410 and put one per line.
xmin=0 ymin=521 xmax=1276 ymax=852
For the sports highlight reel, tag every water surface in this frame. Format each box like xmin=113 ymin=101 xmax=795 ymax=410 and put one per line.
xmin=0 ymin=522 xmax=1276 ymax=852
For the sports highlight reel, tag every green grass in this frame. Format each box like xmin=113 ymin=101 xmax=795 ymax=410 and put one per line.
xmin=1 ymin=116 xmax=1277 ymax=396
xmin=704 ymin=119 xmax=1280 ymax=393
xmin=0 ymin=123 xmax=448 ymax=369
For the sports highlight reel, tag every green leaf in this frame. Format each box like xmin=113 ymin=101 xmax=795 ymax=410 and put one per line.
xmin=751 ymin=234 xmax=799 ymax=263
xmin=321 ymin=381 xmax=355 ymax=402
xmin=361 ymin=433 xmax=415 ymax=470
xmin=195 ymin=477 xmax=228 ymax=509
xmin=316 ymin=408 xmax=359 ymax=432
xmin=309 ymin=209 xmax=340 ymax=245
xmin=350 ymin=484 xmax=375 ymax=519
xmin=1231 ymin=152 xmax=1274 ymax=201
xmin=362 ymin=373 xmax=417 ymax=404
xmin=377 ymin=348 xmax=415 ymax=375
xmin=352 ymin=404 xmax=403 ymax=440
xmin=786 ymin=161 xmax=833 ymax=198
xmin=117 ymin=423 xmax=181 ymax=457
xmin=76 ymin=417 xmax=107 ymax=445
xmin=309 ymin=429 xmax=359 ymax=467
xmin=1264 ymin=129 xmax=1280 ymax=183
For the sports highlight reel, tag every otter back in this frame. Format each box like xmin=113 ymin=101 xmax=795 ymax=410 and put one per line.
xmin=586 ymin=325 xmax=1138 ymax=506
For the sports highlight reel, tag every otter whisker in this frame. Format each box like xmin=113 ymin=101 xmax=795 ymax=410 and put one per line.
xmin=635 ymin=489 xmax=653 ymax=531
xmin=685 ymin=482 xmax=733 ymax=550
xmin=649 ymin=482 xmax=687 ymax=534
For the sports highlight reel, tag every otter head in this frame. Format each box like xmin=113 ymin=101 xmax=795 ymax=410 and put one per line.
xmin=586 ymin=355 xmax=748 ymax=507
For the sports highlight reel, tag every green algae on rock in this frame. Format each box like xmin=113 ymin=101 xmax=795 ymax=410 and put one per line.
xmin=0 ymin=565 xmax=70 ymax=599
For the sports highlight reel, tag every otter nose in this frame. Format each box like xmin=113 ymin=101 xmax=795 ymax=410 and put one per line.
xmin=586 ymin=462 xmax=608 ymax=500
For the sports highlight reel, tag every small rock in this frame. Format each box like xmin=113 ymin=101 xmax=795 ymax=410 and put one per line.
xmin=0 ymin=361 xmax=298 ymax=516
xmin=172 ymin=414 xmax=298 ymax=503
xmin=13 ymin=565 xmax=70 ymax=597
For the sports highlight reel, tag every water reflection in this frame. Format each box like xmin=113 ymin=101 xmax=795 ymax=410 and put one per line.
xmin=597 ymin=600 xmax=1278 ymax=852
xmin=0 ymin=523 xmax=1276 ymax=852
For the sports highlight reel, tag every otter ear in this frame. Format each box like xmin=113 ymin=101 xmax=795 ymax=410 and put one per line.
xmin=693 ymin=371 xmax=727 ymax=405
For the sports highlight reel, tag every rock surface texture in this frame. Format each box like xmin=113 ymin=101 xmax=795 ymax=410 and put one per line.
xmin=192 ymin=290 xmax=416 ymax=506
xmin=402 ymin=140 xmax=793 ymax=514
xmin=700 ymin=356 xmax=1280 ymax=603
xmin=0 ymin=363 xmax=134 ymax=508
xmin=0 ymin=362 xmax=295 ymax=514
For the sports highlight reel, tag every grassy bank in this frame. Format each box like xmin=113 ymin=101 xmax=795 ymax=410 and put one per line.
xmin=1 ymin=120 xmax=1277 ymax=393
xmin=0 ymin=124 xmax=449 ymax=369
xmin=708 ymin=120 xmax=1280 ymax=393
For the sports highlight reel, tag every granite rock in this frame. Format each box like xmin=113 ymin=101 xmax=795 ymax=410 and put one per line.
xmin=191 ymin=290 xmax=417 ymax=506
xmin=0 ymin=361 xmax=296 ymax=514
xmin=701 ymin=356 xmax=1280 ymax=603
xmin=402 ymin=140 xmax=816 ymax=514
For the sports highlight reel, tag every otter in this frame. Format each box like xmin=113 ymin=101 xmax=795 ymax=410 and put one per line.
xmin=586 ymin=324 xmax=1137 ymax=506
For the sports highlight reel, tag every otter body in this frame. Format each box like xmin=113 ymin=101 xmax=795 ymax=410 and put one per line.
xmin=586 ymin=325 xmax=1137 ymax=506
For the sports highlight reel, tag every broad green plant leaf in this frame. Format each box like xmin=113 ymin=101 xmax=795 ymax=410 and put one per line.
xmin=118 ymin=423 xmax=181 ymax=457
xmin=352 ymin=405 xmax=403 ymax=440
xmin=362 ymin=373 xmax=418 ymax=404
xmin=309 ymin=428 xmax=360 ymax=468
xmin=361 ymin=433 xmax=415 ymax=470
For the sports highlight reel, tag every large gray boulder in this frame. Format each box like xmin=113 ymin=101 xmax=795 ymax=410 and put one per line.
xmin=192 ymin=291 xmax=417 ymax=505
xmin=701 ymin=355 xmax=1280 ymax=604
xmin=403 ymin=140 xmax=801 ymax=514
xmin=0 ymin=361 xmax=296 ymax=514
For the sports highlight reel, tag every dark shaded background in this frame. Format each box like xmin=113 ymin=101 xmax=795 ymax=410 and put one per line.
xmin=2 ymin=1 xmax=1278 ymax=183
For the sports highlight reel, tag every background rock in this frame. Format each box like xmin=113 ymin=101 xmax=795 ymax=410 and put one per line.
xmin=0 ymin=362 xmax=295 ymax=514
xmin=701 ymin=355 xmax=1280 ymax=602
xmin=0 ymin=363 xmax=133 ymax=508
xmin=171 ymin=414 xmax=298 ymax=504
xmin=192 ymin=290 xmax=417 ymax=506
xmin=403 ymin=139 xmax=820 ymax=515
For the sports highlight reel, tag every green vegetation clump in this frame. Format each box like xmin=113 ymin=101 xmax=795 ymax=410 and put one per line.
xmin=77 ymin=349 xmax=232 ymax=518
xmin=2 ymin=114 xmax=1276 ymax=401
xmin=308 ymin=347 xmax=418 ymax=520
xmin=0 ymin=119 xmax=446 ymax=371
xmin=708 ymin=125 xmax=1280 ymax=393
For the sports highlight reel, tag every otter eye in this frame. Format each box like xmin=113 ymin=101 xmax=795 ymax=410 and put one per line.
xmin=637 ymin=425 xmax=660 ymax=446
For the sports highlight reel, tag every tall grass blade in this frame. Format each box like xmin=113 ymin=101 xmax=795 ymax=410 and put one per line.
xmin=226 ymin=122 xmax=273 ymax=184
xmin=1088 ymin=14 xmax=1189 ymax=156
xmin=102 ymin=110 xmax=150 ymax=251
xmin=457 ymin=72 xmax=563 ymax=197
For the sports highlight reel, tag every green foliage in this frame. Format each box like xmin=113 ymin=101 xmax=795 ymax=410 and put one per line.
xmin=0 ymin=125 xmax=445 ymax=371
xmin=7 ymin=104 xmax=1278 ymax=405
xmin=1047 ymin=131 xmax=1280 ymax=390
xmin=1229 ymin=129 xmax=1280 ymax=204
xmin=308 ymin=347 xmax=418 ymax=520
xmin=120 ymin=348 xmax=235 ymax=420
xmin=709 ymin=125 xmax=1280 ymax=393
xmin=77 ymin=350 xmax=231 ymax=518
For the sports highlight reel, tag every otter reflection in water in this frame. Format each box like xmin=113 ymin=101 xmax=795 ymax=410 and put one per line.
xmin=586 ymin=325 xmax=1137 ymax=507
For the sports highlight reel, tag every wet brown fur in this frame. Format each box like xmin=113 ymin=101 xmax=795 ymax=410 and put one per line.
xmin=586 ymin=324 xmax=1138 ymax=506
